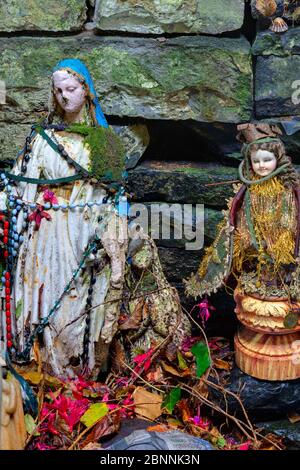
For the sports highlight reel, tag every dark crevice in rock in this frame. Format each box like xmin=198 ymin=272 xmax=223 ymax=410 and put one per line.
xmin=242 ymin=0 xmax=256 ymax=122
xmin=110 ymin=117 xmax=243 ymax=166
xmin=85 ymin=0 xmax=96 ymax=24
xmin=241 ymin=0 xmax=257 ymax=45
xmin=92 ymin=28 xmax=250 ymax=41
xmin=0 ymin=30 xmax=86 ymax=38
xmin=127 ymin=120 xmax=242 ymax=167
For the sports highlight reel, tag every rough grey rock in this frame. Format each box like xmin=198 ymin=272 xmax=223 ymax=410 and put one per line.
xmin=0 ymin=123 xmax=149 ymax=164
xmin=0 ymin=122 xmax=32 ymax=163
xmin=0 ymin=35 xmax=253 ymax=124
xmin=0 ymin=0 xmax=87 ymax=32
xmin=258 ymin=420 xmax=300 ymax=449
xmin=253 ymin=28 xmax=300 ymax=118
xmin=132 ymin=202 xmax=222 ymax=250
xmin=127 ymin=161 xmax=238 ymax=206
xmin=96 ymin=0 xmax=245 ymax=35
xmin=211 ymin=366 xmax=300 ymax=421
xmin=113 ymin=124 xmax=150 ymax=170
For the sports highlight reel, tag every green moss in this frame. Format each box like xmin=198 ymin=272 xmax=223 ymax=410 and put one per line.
xmin=0 ymin=0 xmax=86 ymax=32
xmin=87 ymin=47 xmax=160 ymax=93
xmin=138 ymin=271 xmax=158 ymax=293
xmin=65 ymin=123 xmax=126 ymax=182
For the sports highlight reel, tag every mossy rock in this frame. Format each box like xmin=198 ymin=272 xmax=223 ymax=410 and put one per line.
xmin=96 ymin=0 xmax=245 ymax=35
xmin=0 ymin=0 xmax=87 ymax=32
xmin=253 ymin=29 xmax=300 ymax=119
xmin=0 ymin=35 xmax=252 ymax=124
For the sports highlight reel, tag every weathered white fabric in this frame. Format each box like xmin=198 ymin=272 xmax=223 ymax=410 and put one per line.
xmin=11 ymin=130 xmax=122 ymax=377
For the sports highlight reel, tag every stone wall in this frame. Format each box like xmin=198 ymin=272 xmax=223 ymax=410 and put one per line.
xmin=1 ymin=1 xmax=299 ymax=326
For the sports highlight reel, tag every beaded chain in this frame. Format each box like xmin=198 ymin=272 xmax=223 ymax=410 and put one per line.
xmin=0 ymin=126 xmax=127 ymax=361
xmin=15 ymin=234 xmax=100 ymax=362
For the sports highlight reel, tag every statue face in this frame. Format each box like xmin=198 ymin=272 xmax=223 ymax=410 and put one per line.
xmin=52 ymin=70 xmax=87 ymax=115
xmin=250 ymin=149 xmax=277 ymax=177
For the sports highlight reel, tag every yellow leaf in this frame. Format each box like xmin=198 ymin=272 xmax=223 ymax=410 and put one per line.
xmin=132 ymin=386 xmax=162 ymax=420
xmin=24 ymin=414 xmax=40 ymax=436
xmin=80 ymin=403 xmax=109 ymax=428
xmin=19 ymin=370 xmax=43 ymax=385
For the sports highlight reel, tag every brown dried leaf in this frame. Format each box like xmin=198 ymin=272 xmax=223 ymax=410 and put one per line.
xmin=80 ymin=412 xmax=121 ymax=448
xmin=177 ymin=399 xmax=192 ymax=424
xmin=166 ymin=418 xmax=184 ymax=429
xmin=147 ymin=424 xmax=169 ymax=433
xmin=161 ymin=361 xmax=182 ymax=377
xmin=119 ymin=299 xmax=144 ymax=330
xmin=82 ymin=442 xmax=102 ymax=450
xmin=132 ymin=386 xmax=162 ymax=420
xmin=146 ymin=366 xmax=164 ymax=383
xmin=111 ymin=340 xmax=127 ymax=375
xmin=256 ymin=0 xmax=277 ymax=17
xmin=44 ymin=374 xmax=64 ymax=389
xmin=258 ymin=433 xmax=285 ymax=450
xmin=288 ymin=412 xmax=300 ymax=424
xmin=213 ymin=358 xmax=232 ymax=371
xmin=161 ymin=361 xmax=191 ymax=378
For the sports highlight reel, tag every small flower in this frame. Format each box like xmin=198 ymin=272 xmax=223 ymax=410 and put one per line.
xmin=191 ymin=297 xmax=216 ymax=326
xmin=28 ymin=206 xmax=52 ymax=230
xmin=43 ymin=188 xmax=58 ymax=205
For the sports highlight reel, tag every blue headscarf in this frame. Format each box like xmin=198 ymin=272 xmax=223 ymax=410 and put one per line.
xmin=53 ymin=58 xmax=109 ymax=128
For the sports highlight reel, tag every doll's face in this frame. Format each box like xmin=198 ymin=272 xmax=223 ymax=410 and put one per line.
xmin=250 ymin=149 xmax=277 ymax=177
xmin=52 ymin=70 xmax=87 ymax=115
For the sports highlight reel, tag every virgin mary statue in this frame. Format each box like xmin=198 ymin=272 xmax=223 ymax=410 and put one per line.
xmin=0 ymin=59 xmax=190 ymax=379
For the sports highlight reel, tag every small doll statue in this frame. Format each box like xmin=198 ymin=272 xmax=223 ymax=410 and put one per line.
xmin=0 ymin=59 xmax=190 ymax=380
xmin=0 ymin=363 xmax=26 ymax=450
xmin=185 ymin=123 xmax=300 ymax=381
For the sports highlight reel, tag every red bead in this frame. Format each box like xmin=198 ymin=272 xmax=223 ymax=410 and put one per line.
xmin=5 ymin=295 xmax=10 ymax=302
xmin=0 ymin=214 xmax=4 ymax=221
xmin=5 ymin=287 xmax=10 ymax=294
xmin=5 ymin=310 xmax=11 ymax=317
xmin=6 ymin=317 xmax=11 ymax=325
xmin=3 ymin=229 xmax=8 ymax=236
xmin=4 ymin=221 xmax=9 ymax=228
xmin=6 ymin=332 xmax=12 ymax=340
xmin=3 ymin=237 xmax=8 ymax=244
xmin=6 ymin=325 xmax=11 ymax=333
xmin=6 ymin=302 xmax=10 ymax=309
xmin=5 ymin=279 xmax=10 ymax=287
xmin=7 ymin=340 xmax=12 ymax=348
xmin=4 ymin=251 xmax=8 ymax=258
xmin=5 ymin=272 xmax=10 ymax=279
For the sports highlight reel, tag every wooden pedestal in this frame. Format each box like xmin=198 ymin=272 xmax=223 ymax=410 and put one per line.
xmin=235 ymin=326 xmax=300 ymax=381
xmin=234 ymin=290 xmax=300 ymax=381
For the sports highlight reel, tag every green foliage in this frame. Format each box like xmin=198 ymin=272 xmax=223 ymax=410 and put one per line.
xmin=177 ymin=351 xmax=188 ymax=370
xmin=24 ymin=414 xmax=40 ymax=436
xmin=162 ymin=387 xmax=182 ymax=413
xmin=191 ymin=341 xmax=211 ymax=378
xmin=65 ymin=124 xmax=126 ymax=182
xmin=80 ymin=403 xmax=109 ymax=428
xmin=15 ymin=300 xmax=23 ymax=320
